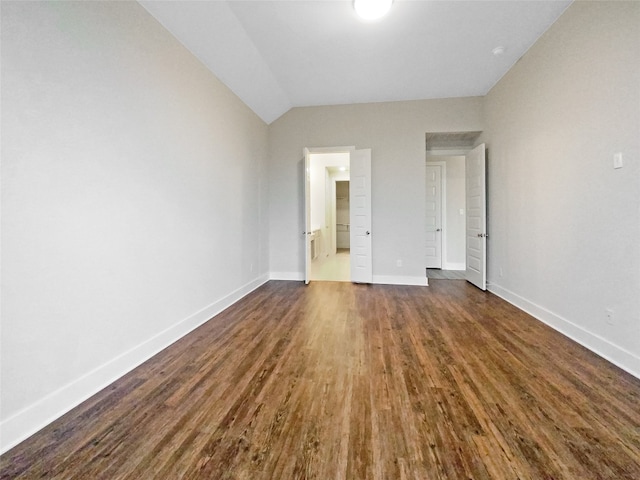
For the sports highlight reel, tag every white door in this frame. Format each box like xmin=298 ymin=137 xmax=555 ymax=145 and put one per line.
xmin=304 ymin=148 xmax=312 ymax=284
xmin=465 ymin=143 xmax=487 ymax=290
xmin=350 ymin=149 xmax=372 ymax=283
xmin=425 ymin=164 xmax=443 ymax=268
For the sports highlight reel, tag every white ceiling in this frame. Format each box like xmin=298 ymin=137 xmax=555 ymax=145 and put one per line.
xmin=139 ymin=0 xmax=572 ymax=124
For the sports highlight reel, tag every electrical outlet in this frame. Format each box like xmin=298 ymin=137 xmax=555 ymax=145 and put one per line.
xmin=396 ymin=259 xmax=402 ymax=267
xmin=499 ymin=267 xmax=504 ymax=277
xmin=605 ymin=308 xmax=615 ymax=325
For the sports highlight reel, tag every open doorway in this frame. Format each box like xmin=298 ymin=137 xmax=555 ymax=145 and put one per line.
xmin=304 ymin=147 xmax=372 ymax=285
xmin=426 ymin=155 xmax=466 ymax=276
xmin=309 ymin=153 xmax=351 ymax=282
xmin=425 ymin=131 xmax=481 ymax=281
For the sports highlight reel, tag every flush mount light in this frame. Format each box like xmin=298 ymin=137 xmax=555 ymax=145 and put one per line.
xmin=492 ymin=46 xmax=506 ymax=56
xmin=354 ymin=0 xmax=393 ymax=21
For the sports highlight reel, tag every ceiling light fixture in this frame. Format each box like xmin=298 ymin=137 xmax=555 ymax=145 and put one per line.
xmin=354 ymin=0 xmax=393 ymax=21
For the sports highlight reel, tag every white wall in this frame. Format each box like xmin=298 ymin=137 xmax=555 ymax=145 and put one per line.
xmin=443 ymin=156 xmax=466 ymax=268
xmin=310 ymin=159 xmax=326 ymax=233
xmin=482 ymin=1 xmax=640 ymax=376
xmin=1 ymin=1 xmax=269 ymax=452
xmin=268 ymin=98 xmax=483 ymax=284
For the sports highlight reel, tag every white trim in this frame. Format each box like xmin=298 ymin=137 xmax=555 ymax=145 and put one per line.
xmin=270 ymin=272 xmax=429 ymax=287
xmin=425 ymin=161 xmax=446 ymax=269
xmin=373 ymin=275 xmax=428 ymax=287
xmin=488 ymin=282 xmax=640 ymax=380
xmin=269 ymin=271 xmax=304 ymax=281
xmin=442 ymin=262 xmax=465 ymax=271
xmin=330 ymin=177 xmax=338 ymax=255
xmin=0 ymin=274 xmax=269 ymax=454
xmin=426 ymin=148 xmax=473 ymax=156
xmin=441 ymin=162 xmax=447 ymax=267
xmin=305 ymin=146 xmax=356 ymax=155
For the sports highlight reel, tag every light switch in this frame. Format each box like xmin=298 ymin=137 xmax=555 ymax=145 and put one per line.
xmin=459 ymin=209 xmax=464 ymax=216
xmin=614 ymin=152 xmax=623 ymax=169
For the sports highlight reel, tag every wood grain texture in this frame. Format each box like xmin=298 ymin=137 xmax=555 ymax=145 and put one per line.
xmin=2 ymin=280 xmax=639 ymax=479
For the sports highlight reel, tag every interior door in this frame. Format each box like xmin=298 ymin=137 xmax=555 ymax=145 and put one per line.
xmin=465 ymin=143 xmax=487 ymax=290
xmin=304 ymin=148 xmax=311 ymax=284
xmin=350 ymin=149 xmax=372 ymax=283
xmin=425 ymin=164 xmax=443 ymax=268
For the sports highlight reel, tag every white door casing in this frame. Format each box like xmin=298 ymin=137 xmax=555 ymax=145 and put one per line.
xmin=465 ymin=143 xmax=487 ymax=290
xmin=425 ymin=164 xmax=443 ymax=269
xmin=304 ymin=148 xmax=311 ymax=285
xmin=350 ymin=149 xmax=372 ymax=283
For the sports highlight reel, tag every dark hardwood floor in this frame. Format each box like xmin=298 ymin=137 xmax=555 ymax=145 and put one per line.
xmin=2 ymin=280 xmax=639 ymax=479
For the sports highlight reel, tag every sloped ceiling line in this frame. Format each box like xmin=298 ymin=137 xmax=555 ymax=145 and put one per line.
xmin=139 ymin=0 xmax=572 ymax=124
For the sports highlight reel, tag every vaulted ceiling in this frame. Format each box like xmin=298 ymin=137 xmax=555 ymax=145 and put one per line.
xmin=139 ymin=0 xmax=572 ymax=124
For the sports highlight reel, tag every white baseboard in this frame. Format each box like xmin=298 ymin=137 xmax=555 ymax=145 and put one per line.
xmin=0 ymin=274 xmax=270 ymax=455
xmin=443 ymin=262 xmax=465 ymax=271
xmin=269 ymin=271 xmax=304 ymax=281
xmin=488 ymin=281 xmax=640 ymax=380
xmin=373 ymin=275 xmax=428 ymax=286
xmin=269 ymin=272 xmax=428 ymax=287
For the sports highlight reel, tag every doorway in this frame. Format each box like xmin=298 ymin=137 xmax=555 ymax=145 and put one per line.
xmin=425 ymin=155 xmax=467 ymax=273
xmin=304 ymin=147 xmax=372 ymax=284
xmin=425 ymin=132 xmax=484 ymax=285
xmin=310 ymin=156 xmax=351 ymax=282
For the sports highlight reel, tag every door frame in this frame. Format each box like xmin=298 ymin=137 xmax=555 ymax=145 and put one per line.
xmin=304 ymin=148 xmax=311 ymax=284
xmin=304 ymin=146 xmax=357 ymax=284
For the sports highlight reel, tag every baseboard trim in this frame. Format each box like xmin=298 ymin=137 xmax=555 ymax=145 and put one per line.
xmin=373 ymin=275 xmax=428 ymax=286
xmin=269 ymin=272 xmax=428 ymax=287
xmin=0 ymin=274 xmax=270 ymax=455
xmin=269 ymin=271 xmax=304 ymax=281
xmin=487 ymin=282 xmax=640 ymax=380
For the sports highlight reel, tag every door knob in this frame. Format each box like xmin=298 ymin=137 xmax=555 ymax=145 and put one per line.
xmin=436 ymin=228 xmax=441 ymax=232
xmin=366 ymin=231 xmax=370 ymax=235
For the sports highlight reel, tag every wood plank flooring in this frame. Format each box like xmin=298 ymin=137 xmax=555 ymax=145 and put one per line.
xmin=427 ymin=269 xmax=466 ymax=280
xmin=2 ymin=280 xmax=639 ymax=479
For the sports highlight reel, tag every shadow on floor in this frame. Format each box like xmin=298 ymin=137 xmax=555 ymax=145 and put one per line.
xmin=426 ymin=269 xmax=466 ymax=280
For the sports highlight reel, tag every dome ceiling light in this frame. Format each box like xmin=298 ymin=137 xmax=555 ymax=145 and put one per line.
xmin=354 ymin=0 xmax=394 ymax=21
